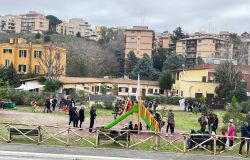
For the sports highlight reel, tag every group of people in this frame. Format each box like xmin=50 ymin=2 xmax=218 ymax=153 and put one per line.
xmin=198 ymin=112 xmax=218 ymax=134
xmin=43 ymin=96 xmax=58 ymax=113
xmin=195 ymin=111 xmax=250 ymax=154
xmin=68 ymin=105 xmax=97 ymax=133
xmin=113 ymin=99 xmax=134 ymax=119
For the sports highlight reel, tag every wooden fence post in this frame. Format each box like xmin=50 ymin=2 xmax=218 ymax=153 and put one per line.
xmin=37 ymin=125 xmax=41 ymax=144
xmin=183 ymin=135 xmax=186 ymax=153
xmin=66 ymin=127 xmax=70 ymax=146
xmin=126 ymin=130 xmax=129 ymax=148
xmin=213 ymin=136 xmax=216 ymax=155
xmin=7 ymin=124 xmax=11 ymax=143
xmin=155 ymin=132 xmax=160 ymax=150
xmin=95 ymin=129 xmax=99 ymax=147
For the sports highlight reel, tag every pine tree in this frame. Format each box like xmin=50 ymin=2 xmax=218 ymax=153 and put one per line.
xmin=129 ymin=54 xmax=159 ymax=80
xmin=126 ymin=51 xmax=138 ymax=74
xmin=3 ymin=63 xmax=20 ymax=87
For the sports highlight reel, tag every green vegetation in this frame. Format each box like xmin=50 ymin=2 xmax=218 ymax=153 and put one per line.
xmin=158 ymin=71 xmax=173 ymax=96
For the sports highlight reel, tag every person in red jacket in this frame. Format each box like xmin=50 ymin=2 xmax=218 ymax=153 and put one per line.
xmin=227 ymin=119 xmax=235 ymax=147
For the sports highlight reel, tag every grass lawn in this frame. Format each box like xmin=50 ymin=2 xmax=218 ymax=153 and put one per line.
xmin=174 ymin=110 xmax=226 ymax=132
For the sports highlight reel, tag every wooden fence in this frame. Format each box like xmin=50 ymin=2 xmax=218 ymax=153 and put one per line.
xmin=0 ymin=122 xmax=249 ymax=158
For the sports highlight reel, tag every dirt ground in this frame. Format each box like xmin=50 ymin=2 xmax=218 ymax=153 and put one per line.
xmin=0 ymin=109 xmax=185 ymax=140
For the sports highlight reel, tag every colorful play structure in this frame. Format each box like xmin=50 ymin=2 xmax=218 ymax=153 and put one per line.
xmin=103 ymin=100 xmax=159 ymax=132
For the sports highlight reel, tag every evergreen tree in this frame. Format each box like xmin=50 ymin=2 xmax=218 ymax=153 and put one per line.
xmin=171 ymin=27 xmax=189 ymax=46
xmin=126 ymin=51 xmax=138 ymax=74
xmin=3 ymin=63 xmax=20 ymax=87
xmin=114 ymin=50 xmax=125 ymax=77
xmin=158 ymin=70 xmax=173 ymax=96
xmin=76 ymin=32 xmax=81 ymax=37
xmin=163 ymin=53 xmax=185 ymax=70
xmin=129 ymin=54 xmax=159 ymax=80
xmin=46 ymin=15 xmax=62 ymax=33
xmin=152 ymin=48 xmax=169 ymax=71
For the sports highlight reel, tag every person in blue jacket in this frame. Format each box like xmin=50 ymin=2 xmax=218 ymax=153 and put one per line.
xmin=239 ymin=122 xmax=250 ymax=155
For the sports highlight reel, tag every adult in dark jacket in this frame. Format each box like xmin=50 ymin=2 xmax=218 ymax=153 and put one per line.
xmin=89 ymin=107 xmax=96 ymax=132
xmin=79 ymin=107 xmax=85 ymax=128
xmin=52 ymin=96 xmax=58 ymax=112
xmin=45 ymin=98 xmax=51 ymax=113
xmin=72 ymin=107 xmax=79 ymax=127
xmin=68 ymin=107 xmax=74 ymax=126
xmin=239 ymin=122 xmax=250 ymax=155
xmin=212 ymin=114 xmax=218 ymax=134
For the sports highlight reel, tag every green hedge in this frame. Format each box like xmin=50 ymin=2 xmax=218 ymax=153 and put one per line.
xmin=128 ymin=96 xmax=192 ymax=105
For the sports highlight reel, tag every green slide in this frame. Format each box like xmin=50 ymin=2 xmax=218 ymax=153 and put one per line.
xmin=103 ymin=104 xmax=138 ymax=129
xmin=103 ymin=103 xmax=157 ymax=131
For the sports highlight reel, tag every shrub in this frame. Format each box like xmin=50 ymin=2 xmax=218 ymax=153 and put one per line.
xmin=10 ymin=91 xmax=44 ymax=106
xmin=229 ymin=88 xmax=248 ymax=102
xmin=0 ymin=87 xmax=11 ymax=100
xmin=223 ymin=96 xmax=245 ymax=132
xmin=91 ymin=103 xmax=103 ymax=109
xmin=103 ymin=102 xmax=113 ymax=110
xmin=44 ymin=35 xmax=51 ymax=42
xmin=44 ymin=80 xmax=63 ymax=92
xmin=240 ymin=101 xmax=250 ymax=114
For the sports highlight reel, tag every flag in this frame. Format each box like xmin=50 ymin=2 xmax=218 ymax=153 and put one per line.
xmin=135 ymin=73 xmax=140 ymax=101
xmin=128 ymin=90 xmax=131 ymax=100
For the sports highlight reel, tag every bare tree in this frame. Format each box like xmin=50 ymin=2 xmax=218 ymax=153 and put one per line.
xmin=38 ymin=45 xmax=65 ymax=80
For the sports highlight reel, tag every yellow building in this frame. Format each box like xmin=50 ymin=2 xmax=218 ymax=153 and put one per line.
xmin=59 ymin=77 xmax=162 ymax=97
xmin=172 ymin=68 xmax=218 ymax=99
xmin=0 ymin=38 xmax=67 ymax=75
xmin=176 ymin=36 xmax=233 ymax=63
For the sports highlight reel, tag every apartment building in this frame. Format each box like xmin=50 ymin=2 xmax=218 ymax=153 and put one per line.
xmin=15 ymin=11 xmax=49 ymax=33
xmin=56 ymin=18 xmax=96 ymax=38
xmin=0 ymin=15 xmax=16 ymax=33
xmin=176 ymin=36 xmax=233 ymax=63
xmin=0 ymin=38 xmax=66 ymax=75
xmin=125 ymin=26 xmax=154 ymax=58
xmin=156 ymin=32 xmax=172 ymax=49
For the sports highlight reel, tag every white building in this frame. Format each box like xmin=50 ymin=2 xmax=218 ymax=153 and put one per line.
xmin=56 ymin=18 xmax=96 ymax=39
xmin=0 ymin=15 xmax=16 ymax=33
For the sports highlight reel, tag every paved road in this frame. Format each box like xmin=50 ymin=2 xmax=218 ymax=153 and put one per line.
xmin=0 ymin=143 xmax=242 ymax=160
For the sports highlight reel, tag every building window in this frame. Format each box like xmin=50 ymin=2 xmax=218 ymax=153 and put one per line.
xmin=18 ymin=65 xmax=26 ymax=73
xmin=35 ymin=65 xmax=40 ymax=74
xmin=4 ymin=59 xmax=11 ymax=67
xmin=132 ymin=88 xmax=137 ymax=93
xmin=154 ymin=89 xmax=158 ymax=93
xmin=119 ymin=87 xmax=129 ymax=93
xmin=34 ymin=51 xmax=42 ymax=58
xmin=148 ymin=89 xmax=153 ymax=94
xmin=202 ymin=76 xmax=206 ymax=82
xmin=182 ymin=41 xmax=185 ymax=44
xmin=19 ymin=50 xmax=27 ymax=58
xmin=3 ymin=49 xmax=12 ymax=54
xmin=131 ymin=37 xmax=135 ymax=40
xmin=181 ymin=91 xmax=183 ymax=97
xmin=56 ymin=52 xmax=60 ymax=60
xmin=198 ymin=40 xmax=202 ymax=43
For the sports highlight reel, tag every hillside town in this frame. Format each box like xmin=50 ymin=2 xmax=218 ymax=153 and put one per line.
xmin=1 ymin=1 xmax=250 ymax=159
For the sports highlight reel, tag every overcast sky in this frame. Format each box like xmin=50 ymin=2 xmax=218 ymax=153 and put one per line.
xmin=1 ymin=0 xmax=250 ymax=33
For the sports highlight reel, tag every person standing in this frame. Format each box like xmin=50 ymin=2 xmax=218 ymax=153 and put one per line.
xmin=52 ymin=96 xmax=58 ymax=112
xmin=44 ymin=98 xmax=51 ymax=113
xmin=73 ymin=107 xmax=79 ymax=127
xmin=198 ymin=114 xmax=207 ymax=133
xmin=89 ymin=107 xmax=96 ymax=133
xmin=212 ymin=114 xmax=219 ymax=134
xmin=207 ymin=112 xmax=214 ymax=134
xmin=166 ymin=109 xmax=175 ymax=136
xmin=239 ymin=122 xmax=250 ymax=155
xmin=79 ymin=106 xmax=85 ymax=128
xmin=68 ymin=107 xmax=74 ymax=126
xmin=228 ymin=119 xmax=235 ymax=148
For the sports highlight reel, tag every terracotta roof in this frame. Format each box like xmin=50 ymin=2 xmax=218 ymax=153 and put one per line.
xmin=59 ymin=77 xmax=159 ymax=86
